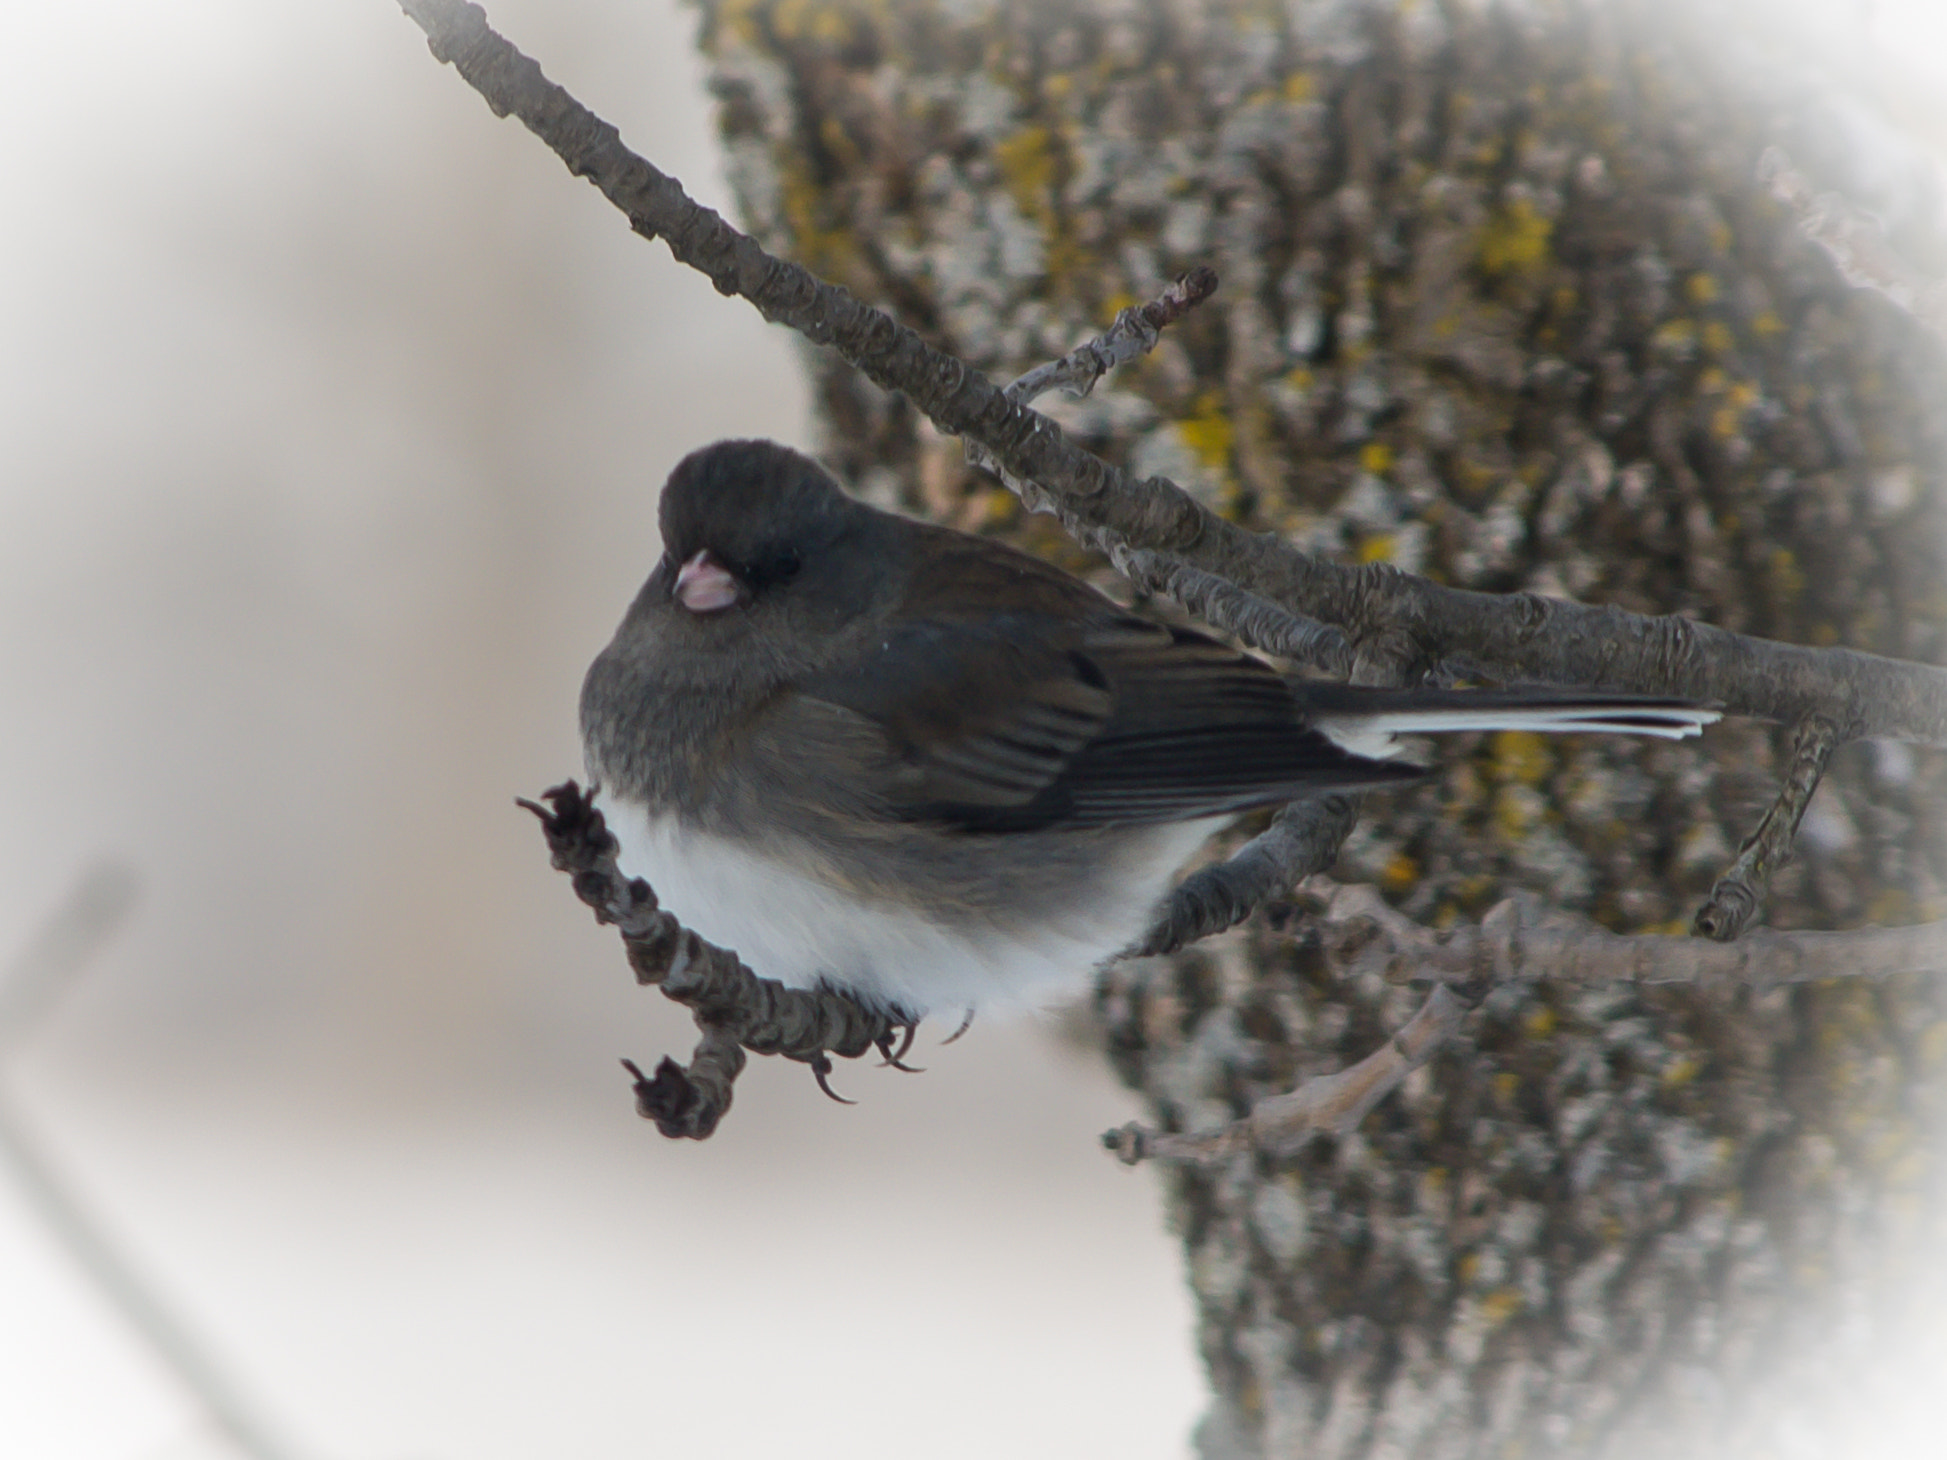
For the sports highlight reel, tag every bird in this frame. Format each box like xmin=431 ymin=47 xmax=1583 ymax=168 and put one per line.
xmin=579 ymin=439 xmax=1718 ymax=1023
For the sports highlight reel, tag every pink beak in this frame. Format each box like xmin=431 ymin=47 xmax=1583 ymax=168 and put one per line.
xmin=672 ymin=549 xmax=743 ymax=613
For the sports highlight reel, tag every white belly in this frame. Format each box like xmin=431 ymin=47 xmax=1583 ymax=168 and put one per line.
xmin=601 ymin=797 xmax=1218 ymax=1018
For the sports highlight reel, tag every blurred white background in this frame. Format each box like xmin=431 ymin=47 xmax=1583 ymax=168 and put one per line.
xmin=0 ymin=4 xmax=1199 ymax=1457
xmin=2 ymin=3 xmax=1945 ymax=1460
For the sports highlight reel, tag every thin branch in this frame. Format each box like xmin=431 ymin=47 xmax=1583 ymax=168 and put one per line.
xmin=519 ymin=782 xmax=902 ymax=1138
xmin=1104 ymin=984 xmax=1480 ymax=1165
xmin=1759 ymin=146 xmax=1947 ymax=341
xmin=1003 ymin=265 xmax=1218 ymax=404
xmin=1110 ymin=546 xmax=1354 ymax=676
xmin=1309 ymin=881 xmax=1947 ymax=994
xmin=976 ymin=278 xmax=1353 ymax=677
xmin=1694 ymin=716 xmax=1840 ymax=940
xmin=398 ymin=0 xmax=1947 ymax=749
xmin=968 ymin=268 xmax=1220 ymax=517
xmin=0 ymin=870 xmax=312 ymax=1460
xmin=1106 ymin=881 xmax=1946 ymax=1166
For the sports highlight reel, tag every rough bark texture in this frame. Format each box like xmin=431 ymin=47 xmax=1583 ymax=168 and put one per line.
xmin=693 ymin=1 xmax=1947 ymax=1454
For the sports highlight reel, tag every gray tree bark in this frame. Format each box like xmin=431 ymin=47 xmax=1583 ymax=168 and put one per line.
xmin=694 ymin=1 xmax=1947 ymax=1454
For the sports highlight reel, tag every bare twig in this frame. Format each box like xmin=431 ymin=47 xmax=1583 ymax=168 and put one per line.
xmin=968 ymin=269 xmax=1221 ymax=517
xmin=982 ymin=279 xmax=1355 ymax=686
xmin=1760 ymin=146 xmax=1947 ymax=340
xmin=1003 ymin=266 xmax=1219 ymax=404
xmin=1309 ymin=881 xmax=1947 ymax=995
xmin=1110 ymin=546 xmax=1355 ymax=676
xmin=1107 ymin=880 xmax=1947 ymax=1166
xmin=518 ymin=782 xmax=901 ymax=1138
xmin=398 ymin=0 xmax=1947 ymax=749
xmin=0 ymin=870 xmax=312 ymax=1460
xmin=1105 ymin=984 xmax=1479 ymax=1165
xmin=1694 ymin=717 xmax=1840 ymax=940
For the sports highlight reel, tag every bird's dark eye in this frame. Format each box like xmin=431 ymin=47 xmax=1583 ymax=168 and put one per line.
xmin=752 ymin=550 xmax=802 ymax=589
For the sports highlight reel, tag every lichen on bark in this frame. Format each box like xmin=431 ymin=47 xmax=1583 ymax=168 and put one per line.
xmin=695 ymin=1 xmax=1947 ymax=1454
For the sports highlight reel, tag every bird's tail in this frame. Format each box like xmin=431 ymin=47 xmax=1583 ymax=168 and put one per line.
xmin=1302 ymin=684 xmax=1720 ymax=760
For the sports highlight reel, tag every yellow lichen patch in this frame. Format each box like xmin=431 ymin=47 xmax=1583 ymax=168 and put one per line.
xmin=994 ymin=125 xmax=1057 ymax=217
xmin=1492 ymin=1071 xmax=1520 ymax=1103
xmin=1703 ymin=320 xmax=1734 ymax=355
xmin=1866 ymin=888 xmax=1916 ymax=925
xmin=819 ymin=115 xmax=860 ymax=169
xmin=1662 ymin=1055 xmax=1701 ymax=1087
xmin=1493 ymin=784 xmax=1545 ymax=840
xmin=1178 ymin=390 xmax=1234 ymax=470
xmin=1523 ymin=1005 xmax=1557 ymax=1039
xmin=769 ymin=0 xmax=856 ymax=43
xmin=1768 ymin=547 xmax=1806 ymax=604
xmin=1685 ymin=272 xmax=1719 ymax=305
xmin=1360 ymin=441 xmax=1395 ymax=475
xmin=1479 ymin=1288 xmax=1523 ymax=1326
xmin=1357 ymin=533 xmax=1397 ymax=564
xmin=979 ymin=486 xmax=1021 ymax=530
xmin=712 ymin=0 xmax=765 ymax=45
xmin=1382 ymin=851 xmax=1420 ymax=892
xmin=1753 ymin=309 xmax=1786 ymax=337
xmin=778 ymin=166 xmax=859 ymax=281
xmin=1652 ymin=318 xmax=1696 ymax=352
xmin=1283 ymin=70 xmax=1315 ymax=103
xmin=1491 ymin=730 xmax=1552 ymax=785
xmin=1476 ymin=197 xmax=1553 ymax=274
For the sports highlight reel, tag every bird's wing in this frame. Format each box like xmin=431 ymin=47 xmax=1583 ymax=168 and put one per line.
xmin=1027 ymin=616 xmax=1424 ymax=830
xmin=787 ymin=537 xmax=1419 ymax=832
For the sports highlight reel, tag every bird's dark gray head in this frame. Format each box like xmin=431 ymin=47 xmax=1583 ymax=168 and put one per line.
xmin=608 ymin=439 xmax=894 ymax=686
xmin=658 ymin=439 xmax=856 ymax=595
xmin=585 ymin=440 xmax=894 ymax=797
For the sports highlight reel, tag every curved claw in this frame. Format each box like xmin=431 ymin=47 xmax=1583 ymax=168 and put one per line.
xmin=876 ymin=1022 xmax=925 ymax=1073
xmin=809 ymin=1053 xmax=857 ymax=1105
xmin=940 ymin=1008 xmax=976 ymax=1045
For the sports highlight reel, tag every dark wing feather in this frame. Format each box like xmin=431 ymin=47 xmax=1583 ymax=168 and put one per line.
xmin=997 ymin=618 xmax=1423 ymax=831
xmin=796 ymin=530 xmax=1419 ymax=833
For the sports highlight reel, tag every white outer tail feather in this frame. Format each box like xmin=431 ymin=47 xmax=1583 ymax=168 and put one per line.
xmin=1315 ymin=705 xmax=1721 ymax=761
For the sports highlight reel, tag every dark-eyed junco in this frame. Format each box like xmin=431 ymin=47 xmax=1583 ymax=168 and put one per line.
xmin=580 ymin=440 xmax=1717 ymax=1020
